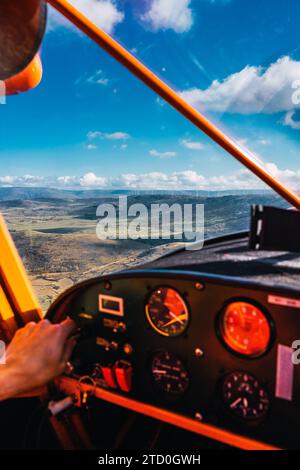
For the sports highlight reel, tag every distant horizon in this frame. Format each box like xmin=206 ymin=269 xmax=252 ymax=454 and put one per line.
xmin=0 ymin=185 xmax=272 ymax=191
xmin=0 ymin=185 xmax=277 ymax=195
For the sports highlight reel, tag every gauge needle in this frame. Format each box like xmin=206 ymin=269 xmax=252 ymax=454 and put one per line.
xmin=162 ymin=312 xmax=187 ymax=328
xmin=170 ymin=311 xmax=184 ymax=324
xmin=230 ymin=397 xmax=242 ymax=408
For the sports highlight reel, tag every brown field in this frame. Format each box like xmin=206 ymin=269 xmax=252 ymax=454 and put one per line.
xmin=0 ymin=190 xmax=283 ymax=311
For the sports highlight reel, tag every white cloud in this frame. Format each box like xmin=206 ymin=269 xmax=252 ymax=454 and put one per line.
xmin=141 ymin=0 xmax=193 ymax=33
xmin=48 ymin=0 xmax=124 ymax=34
xmin=87 ymin=144 xmax=97 ymax=150
xmin=180 ymin=139 xmax=204 ymax=150
xmin=47 ymin=6 xmax=70 ymax=31
xmin=79 ymin=172 xmax=109 ymax=187
xmin=114 ymin=165 xmax=300 ymax=190
xmin=179 ymin=56 xmax=300 ymax=114
xmin=87 ymin=70 xmax=109 ymax=86
xmin=0 ymin=175 xmax=45 ymax=186
xmin=87 ymin=131 xmax=102 ymax=139
xmin=283 ymin=110 xmax=300 ymax=130
xmin=0 ymin=176 xmax=17 ymax=185
xmin=149 ymin=149 xmax=177 ymax=158
xmin=88 ymin=131 xmax=130 ymax=140
xmin=2 ymin=163 xmax=300 ymax=190
xmin=57 ymin=176 xmax=78 ymax=186
xmin=106 ymin=132 xmax=130 ymax=140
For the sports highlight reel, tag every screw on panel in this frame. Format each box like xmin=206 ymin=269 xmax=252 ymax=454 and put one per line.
xmin=195 ymin=412 xmax=203 ymax=421
xmin=195 ymin=348 xmax=204 ymax=358
xmin=195 ymin=282 xmax=205 ymax=291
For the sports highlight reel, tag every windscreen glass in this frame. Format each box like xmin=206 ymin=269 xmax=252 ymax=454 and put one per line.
xmin=0 ymin=0 xmax=297 ymax=310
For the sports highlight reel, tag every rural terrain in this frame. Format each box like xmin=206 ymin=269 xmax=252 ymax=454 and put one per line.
xmin=0 ymin=187 xmax=285 ymax=311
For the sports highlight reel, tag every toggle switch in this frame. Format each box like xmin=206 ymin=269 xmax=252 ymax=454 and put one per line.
xmin=114 ymin=360 xmax=133 ymax=393
xmin=101 ymin=365 xmax=118 ymax=389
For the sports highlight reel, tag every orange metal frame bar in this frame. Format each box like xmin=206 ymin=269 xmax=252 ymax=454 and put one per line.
xmin=57 ymin=376 xmax=279 ymax=451
xmin=0 ymin=215 xmax=42 ymax=326
xmin=49 ymin=0 xmax=300 ymax=211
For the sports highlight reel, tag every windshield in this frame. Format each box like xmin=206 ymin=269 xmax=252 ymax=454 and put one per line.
xmin=1 ymin=0 xmax=298 ymax=310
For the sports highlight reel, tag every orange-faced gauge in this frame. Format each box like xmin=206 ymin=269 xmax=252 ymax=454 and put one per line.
xmin=218 ymin=301 xmax=273 ymax=358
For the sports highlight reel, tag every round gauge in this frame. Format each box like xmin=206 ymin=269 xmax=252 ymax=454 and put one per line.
xmin=151 ymin=351 xmax=189 ymax=395
xmin=222 ymin=371 xmax=270 ymax=421
xmin=219 ymin=301 xmax=272 ymax=357
xmin=146 ymin=287 xmax=189 ymax=337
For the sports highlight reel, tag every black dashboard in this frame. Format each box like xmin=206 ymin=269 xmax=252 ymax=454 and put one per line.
xmin=47 ymin=234 xmax=300 ymax=449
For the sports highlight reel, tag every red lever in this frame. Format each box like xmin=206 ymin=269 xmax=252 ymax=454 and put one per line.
xmin=114 ymin=361 xmax=133 ymax=393
xmin=101 ymin=365 xmax=117 ymax=389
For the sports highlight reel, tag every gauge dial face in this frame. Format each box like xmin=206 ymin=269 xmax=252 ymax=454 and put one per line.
xmin=219 ymin=301 xmax=271 ymax=357
xmin=222 ymin=371 xmax=270 ymax=421
xmin=151 ymin=351 xmax=189 ymax=395
xmin=146 ymin=287 xmax=189 ymax=337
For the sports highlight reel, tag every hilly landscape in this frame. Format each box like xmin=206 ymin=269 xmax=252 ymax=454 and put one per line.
xmin=0 ymin=187 xmax=287 ymax=311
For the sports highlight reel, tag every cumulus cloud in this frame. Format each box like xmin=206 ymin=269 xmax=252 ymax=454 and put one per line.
xmin=112 ymin=170 xmax=205 ymax=190
xmin=2 ymin=162 xmax=300 ymax=190
xmin=180 ymin=139 xmax=204 ymax=150
xmin=92 ymin=165 xmax=300 ymax=190
xmin=0 ymin=175 xmax=45 ymax=186
xmin=79 ymin=172 xmax=109 ymax=187
xmin=88 ymin=131 xmax=130 ymax=140
xmin=149 ymin=149 xmax=177 ymax=158
xmin=48 ymin=0 xmax=124 ymax=34
xmin=0 ymin=176 xmax=17 ymax=185
xmin=57 ymin=176 xmax=78 ymax=186
xmin=179 ymin=56 xmax=300 ymax=115
xmin=141 ymin=0 xmax=193 ymax=33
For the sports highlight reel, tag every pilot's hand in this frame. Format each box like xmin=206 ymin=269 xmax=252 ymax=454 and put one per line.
xmin=0 ymin=319 xmax=76 ymax=401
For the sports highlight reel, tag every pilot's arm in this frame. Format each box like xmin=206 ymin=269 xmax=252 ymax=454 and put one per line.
xmin=0 ymin=319 xmax=76 ymax=401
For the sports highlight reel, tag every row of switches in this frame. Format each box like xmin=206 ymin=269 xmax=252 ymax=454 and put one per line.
xmin=101 ymin=360 xmax=132 ymax=393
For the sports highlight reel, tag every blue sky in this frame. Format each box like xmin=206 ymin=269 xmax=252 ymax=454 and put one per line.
xmin=1 ymin=0 xmax=300 ymax=191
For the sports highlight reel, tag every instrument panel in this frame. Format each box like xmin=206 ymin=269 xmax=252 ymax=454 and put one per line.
xmin=47 ymin=269 xmax=300 ymax=449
